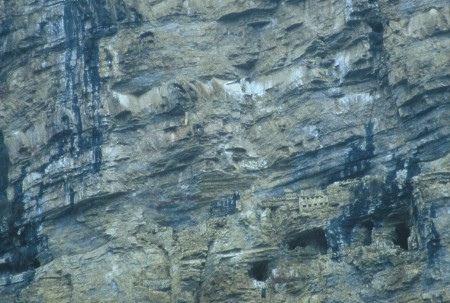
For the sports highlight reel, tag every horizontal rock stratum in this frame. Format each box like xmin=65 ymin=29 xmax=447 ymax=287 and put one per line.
xmin=0 ymin=0 xmax=449 ymax=302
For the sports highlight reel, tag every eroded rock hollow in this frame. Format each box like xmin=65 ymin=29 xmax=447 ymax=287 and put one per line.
xmin=0 ymin=0 xmax=449 ymax=302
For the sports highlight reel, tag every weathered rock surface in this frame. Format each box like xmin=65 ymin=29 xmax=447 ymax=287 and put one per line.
xmin=0 ymin=0 xmax=449 ymax=302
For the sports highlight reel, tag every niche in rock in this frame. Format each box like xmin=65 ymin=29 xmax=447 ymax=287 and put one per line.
xmin=393 ymin=223 xmax=410 ymax=251
xmin=351 ymin=221 xmax=374 ymax=246
xmin=248 ymin=260 xmax=270 ymax=281
xmin=287 ymin=228 xmax=328 ymax=255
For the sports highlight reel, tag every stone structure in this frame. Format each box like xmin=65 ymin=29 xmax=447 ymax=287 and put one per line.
xmin=298 ymin=190 xmax=330 ymax=213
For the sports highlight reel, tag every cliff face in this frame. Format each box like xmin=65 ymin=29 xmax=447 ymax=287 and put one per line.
xmin=0 ymin=0 xmax=449 ymax=302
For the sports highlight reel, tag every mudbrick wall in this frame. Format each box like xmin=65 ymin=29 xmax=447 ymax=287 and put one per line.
xmin=0 ymin=0 xmax=449 ymax=302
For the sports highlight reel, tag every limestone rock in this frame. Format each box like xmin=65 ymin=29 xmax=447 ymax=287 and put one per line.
xmin=0 ymin=0 xmax=449 ymax=302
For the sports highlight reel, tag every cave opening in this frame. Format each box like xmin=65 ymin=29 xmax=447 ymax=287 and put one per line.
xmin=287 ymin=228 xmax=328 ymax=254
xmin=369 ymin=21 xmax=383 ymax=33
xmin=249 ymin=260 xmax=270 ymax=281
xmin=394 ymin=223 xmax=410 ymax=250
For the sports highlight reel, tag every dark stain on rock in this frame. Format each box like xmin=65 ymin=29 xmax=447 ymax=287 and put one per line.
xmin=0 ymin=130 xmax=9 ymax=200
xmin=63 ymin=1 xmax=107 ymax=173
xmin=218 ymin=7 xmax=278 ymax=23
xmin=328 ymin=122 xmax=375 ymax=184
xmin=426 ymin=222 xmax=441 ymax=264
xmin=91 ymin=128 xmax=103 ymax=172
xmin=0 ymin=166 xmax=48 ymax=288
xmin=327 ymin=152 xmax=420 ymax=255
